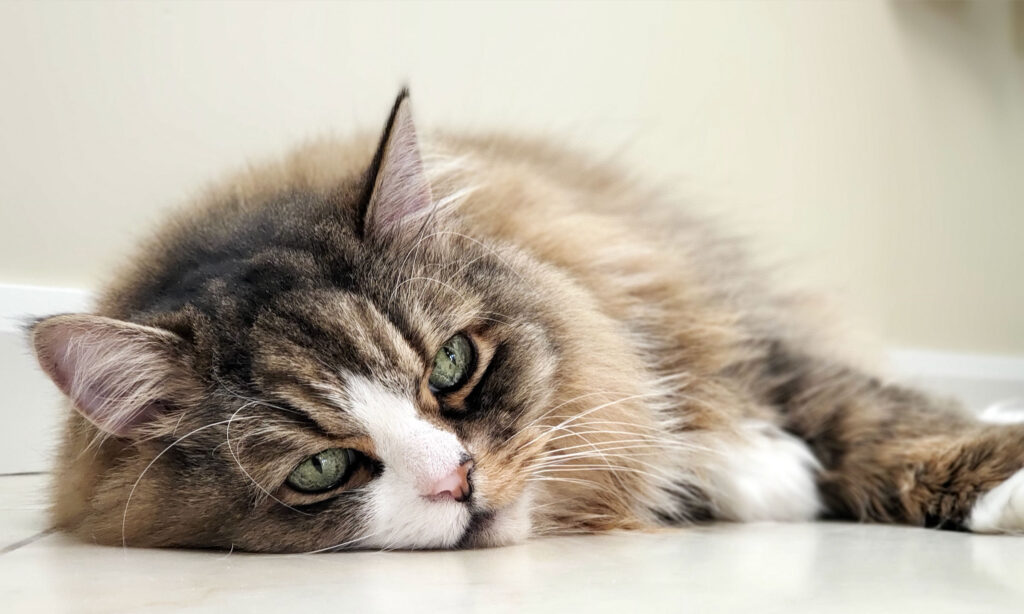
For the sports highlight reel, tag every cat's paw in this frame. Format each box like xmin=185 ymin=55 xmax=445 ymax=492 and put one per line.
xmin=968 ymin=468 xmax=1024 ymax=534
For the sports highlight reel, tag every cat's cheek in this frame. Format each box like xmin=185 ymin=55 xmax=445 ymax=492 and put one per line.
xmin=358 ymin=472 xmax=472 ymax=549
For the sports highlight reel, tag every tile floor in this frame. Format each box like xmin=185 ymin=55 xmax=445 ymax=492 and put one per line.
xmin=2 ymin=472 xmax=1023 ymax=613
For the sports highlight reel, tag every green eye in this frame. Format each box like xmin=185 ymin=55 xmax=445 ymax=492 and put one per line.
xmin=429 ymin=333 xmax=475 ymax=392
xmin=286 ymin=448 xmax=354 ymax=493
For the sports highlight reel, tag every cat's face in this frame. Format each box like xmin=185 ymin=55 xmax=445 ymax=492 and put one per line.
xmin=180 ymin=233 xmax=559 ymax=551
xmin=170 ymin=235 xmax=559 ymax=551
xmin=31 ymin=94 xmax=580 ymax=551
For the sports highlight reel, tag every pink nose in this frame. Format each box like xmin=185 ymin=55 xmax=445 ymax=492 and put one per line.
xmin=424 ymin=460 xmax=474 ymax=502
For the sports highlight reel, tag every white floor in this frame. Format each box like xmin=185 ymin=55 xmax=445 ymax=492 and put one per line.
xmin=1 ymin=473 xmax=1023 ymax=614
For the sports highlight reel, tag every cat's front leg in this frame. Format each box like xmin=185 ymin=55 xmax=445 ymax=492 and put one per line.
xmin=767 ymin=351 xmax=1024 ymax=533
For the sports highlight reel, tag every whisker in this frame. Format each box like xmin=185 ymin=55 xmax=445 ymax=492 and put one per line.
xmin=120 ymin=415 xmax=260 ymax=550
xmin=388 ymin=275 xmax=468 ymax=309
xmin=213 ymin=378 xmax=307 ymax=416
xmin=224 ymin=402 xmax=313 ymax=517
xmin=289 ymin=528 xmax=389 ymax=555
xmin=534 ymin=465 xmax=678 ymax=484
xmin=516 ymin=391 xmax=622 ymax=433
xmin=529 ymin=443 xmax=694 ymax=468
xmin=517 ymin=391 xmax=665 ymax=452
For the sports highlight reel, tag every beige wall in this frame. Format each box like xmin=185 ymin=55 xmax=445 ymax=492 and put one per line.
xmin=0 ymin=1 xmax=1021 ymax=353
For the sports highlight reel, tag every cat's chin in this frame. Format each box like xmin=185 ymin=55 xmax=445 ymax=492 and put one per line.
xmin=456 ymin=492 xmax=534 ymax=549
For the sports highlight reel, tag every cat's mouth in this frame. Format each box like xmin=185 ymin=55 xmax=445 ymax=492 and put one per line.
xmin=456 ymin=509 xmax=496 ymax=549
xmin=454 ymin=486 xmax=534 ymax=550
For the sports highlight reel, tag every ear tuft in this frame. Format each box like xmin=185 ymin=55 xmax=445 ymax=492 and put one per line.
xmin=31 ymin=314 xmax=196 ymax=437
xmin=360 ymin=89 xmax=434 ymax=238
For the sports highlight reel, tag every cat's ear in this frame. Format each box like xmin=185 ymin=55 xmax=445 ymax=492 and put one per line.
xmin=360 ymin=89 xmax=434 ymax=238
xmin=30 ymin=314 xmax=200 ymax=437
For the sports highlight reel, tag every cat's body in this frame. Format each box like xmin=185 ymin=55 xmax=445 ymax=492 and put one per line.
xmin=32 ymin=93 xmax=1024 ymax=552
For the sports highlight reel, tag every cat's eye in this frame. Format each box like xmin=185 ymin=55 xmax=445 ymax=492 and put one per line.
xmin=286 ymin=448 xmax=355 ymax=493
xmin=429 ymin=333 xmax=475 ymax=392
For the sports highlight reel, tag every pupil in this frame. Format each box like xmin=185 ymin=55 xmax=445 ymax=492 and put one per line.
xmin=445 ymin=347 xmax=457 ymax=365
xmin=311 ymin=455 xmax=323 ymax=473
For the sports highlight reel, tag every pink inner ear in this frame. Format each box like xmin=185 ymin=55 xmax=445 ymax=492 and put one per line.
xmin=366 ymin=95 xmax=434 ymax=236
xmin=33 ymin=316 xmax=179 ymax=436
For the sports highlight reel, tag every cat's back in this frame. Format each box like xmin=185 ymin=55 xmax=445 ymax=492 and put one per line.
xmin=99 ymin=128 xmax=786 ymax=372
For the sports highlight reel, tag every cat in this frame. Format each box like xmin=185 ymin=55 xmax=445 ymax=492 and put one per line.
xmin=29 ymin=90 xmax=1024 ymax=552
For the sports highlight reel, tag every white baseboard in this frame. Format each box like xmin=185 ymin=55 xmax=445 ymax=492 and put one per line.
xmin=1 ymin=283 xmax=1022 ymax=473
xmin=888 ymin=348 xmax=1024 ymax=382
xmin=1 ymin=284 xmax=93 ymax=473
xmin=0 ymin=283 xmax=92 ymax=333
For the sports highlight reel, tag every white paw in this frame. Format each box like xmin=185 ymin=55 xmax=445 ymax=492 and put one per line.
xmin=705 ymin=421 xmax=823 ymax=523
xmin=968 ymin=468 xmax=1024 ymax=534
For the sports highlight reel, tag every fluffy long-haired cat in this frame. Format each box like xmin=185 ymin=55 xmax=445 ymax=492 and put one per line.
xmin=30 ymin=91 xmax=1023 ymax=552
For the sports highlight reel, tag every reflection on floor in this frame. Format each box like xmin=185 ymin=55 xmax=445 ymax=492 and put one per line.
xmin=2 ymin=474 xmax=1022 ymax=613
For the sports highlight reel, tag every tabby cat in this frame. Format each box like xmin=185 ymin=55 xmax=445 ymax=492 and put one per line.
xmin=30 ymin=91 xmax=1024 ymax=552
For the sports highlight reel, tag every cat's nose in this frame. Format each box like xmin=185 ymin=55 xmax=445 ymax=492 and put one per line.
xmin=423 ymin=459 xmax=474 ymax=503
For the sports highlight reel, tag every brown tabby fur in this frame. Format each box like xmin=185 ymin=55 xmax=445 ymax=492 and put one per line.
xmin=32 ymin=92 xmax=1023 ymax=552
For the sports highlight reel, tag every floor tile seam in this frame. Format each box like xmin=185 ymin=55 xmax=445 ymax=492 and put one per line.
xmin=0 ymin=528 xmax=55 ymax=555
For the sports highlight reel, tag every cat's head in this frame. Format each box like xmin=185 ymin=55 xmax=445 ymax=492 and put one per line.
xmin=31 ymin=92 xmax=662 ymax=552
